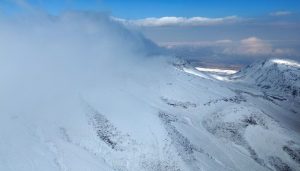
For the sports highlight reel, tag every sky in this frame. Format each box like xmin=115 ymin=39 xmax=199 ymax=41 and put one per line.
xmin=0 ymin=0 xmax=300 ymax=64
xmin=1 ymin=0 xmax=300 ymax=18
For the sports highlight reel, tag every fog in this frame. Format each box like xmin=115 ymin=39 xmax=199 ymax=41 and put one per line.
xmin=0 ymin=10 xmax=183 ymax=170
xmin=0 ymin=11 xmax=166 ymax=121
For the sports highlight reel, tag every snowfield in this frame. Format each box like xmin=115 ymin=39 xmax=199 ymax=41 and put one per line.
xmin=1 ymin=57 xmax=299 ymax=171
xmin=0 ymin=13 xmax=300 ymax=171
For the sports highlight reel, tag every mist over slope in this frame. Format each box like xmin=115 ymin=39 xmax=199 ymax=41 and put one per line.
xmin=0 ymin=12 xmax=169 ymax=170
xmin=0 ymin=11 xmax=163 ymax=117
xmin=0 ymin=11 xmax=300 ymax=171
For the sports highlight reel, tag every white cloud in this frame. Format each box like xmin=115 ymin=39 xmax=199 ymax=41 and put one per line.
xmin=238 ymin=37 xmax=273 ymax=55
xmin=161 ymin=37 xmax=296 ymax=58
xmin=223 ymin=37 xmax=294 ymax=56
xmin=270 ymin=11 xmax=292 ymax=16
xmin=215 ymin=39 xmax=233 ymax=44
xmin=113 ymin=16 xmax=241 ymax=27
xmin=159 ymin=39 xmax=233 ymax=49
xmin=159 ymin=41 xmax=217 ymax=48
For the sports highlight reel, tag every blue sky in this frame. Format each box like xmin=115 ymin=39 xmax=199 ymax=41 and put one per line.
xmin=101 ymin=0 xmax=300 ymax=18
xmin=1 ymin=0 xmax=300 ymax=18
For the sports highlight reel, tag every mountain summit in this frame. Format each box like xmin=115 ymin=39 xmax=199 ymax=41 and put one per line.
xmin=233 ymin=58 xmax=300 ymax=99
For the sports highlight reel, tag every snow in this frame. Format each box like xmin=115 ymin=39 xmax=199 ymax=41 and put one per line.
xmin=271 ymin=59 xmax=300 ymax=68
xmin=210 ymin=74 xmax=231 ymax=81
xmin=0 ymin=13 xmax=300 ymax=171
xmin=183 ymin=67 xmax=213 ymax=80
xmin=195 ymin=67 xmax=238 ymax=75
xmin=232 ymin=58 xmax=300 ymax=101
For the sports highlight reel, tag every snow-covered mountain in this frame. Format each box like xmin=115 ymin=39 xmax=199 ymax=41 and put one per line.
xmin=2 ymin=56 xmax=300 ymax=171
xmin=0 ymin=13 xmax=300 ymax=171
xmin=232 ymin=58 xmax=300 ymax=99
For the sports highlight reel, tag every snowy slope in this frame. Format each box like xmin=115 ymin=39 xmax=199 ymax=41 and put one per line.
xmin=0 ymin=13 xmax=300 ymax=171
xmin=232 ymin=59 xmax=300 ymax=99
xmin=2 ymin=57 xmax=300 ymax=171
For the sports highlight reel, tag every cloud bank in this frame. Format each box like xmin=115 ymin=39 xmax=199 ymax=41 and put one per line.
xmin=222 ymin=37 xmax=294 ymax=56
xmin=162 ymin=37 xmax=298 ymax=65
xmin=163 ymin=37 xmax=295 ymax=56
xmin=270 ymin=11 xmax=292 ymax=16
xmin=113 ymin=16 xmax=241 ymax=27
xmin=0 ymin=11 xmax=167 ymax=120
xmin=118 ymin=13 xmax=299 ymax=65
